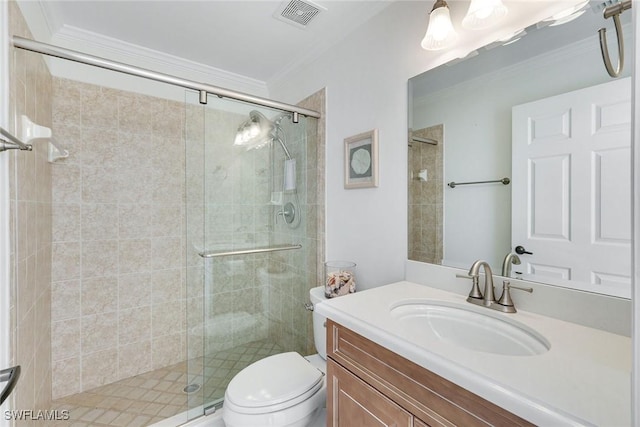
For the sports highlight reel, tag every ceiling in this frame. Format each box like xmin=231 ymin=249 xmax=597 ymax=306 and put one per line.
xmin=32 ymin=0 xmax=395 ymax=83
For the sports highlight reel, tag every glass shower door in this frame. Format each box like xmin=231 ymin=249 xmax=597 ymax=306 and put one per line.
xmin=185 ymin=90 xmax=318 ymax=421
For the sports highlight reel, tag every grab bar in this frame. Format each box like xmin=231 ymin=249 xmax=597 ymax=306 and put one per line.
xmin=448 ymin=177 xmax=510 ymax=188
xmin=598 ymin=0 xmax=632 ymax=78
xmin=0 ymin=126 xmax=32 ymax=152
xmin=0 ymin=365 xmax=21 ymax=405
xmin=199 ymin=244 xmax=302 ymax=258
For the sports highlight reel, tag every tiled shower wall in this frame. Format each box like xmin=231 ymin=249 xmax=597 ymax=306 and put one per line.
xmin=408 ymin=125 xmax=443 ymax=264
xmin=50 ymin=83 xmax=325 ymax=400
xmin=267 ymin=89 xmax=325 ymax=355
xmin=50 ymin=78 xmax=187 ymax=399
xmin=186 ymin=96 xmax=323 ymax=359
xmin=8 ymin=0 xmax=53 ymax=417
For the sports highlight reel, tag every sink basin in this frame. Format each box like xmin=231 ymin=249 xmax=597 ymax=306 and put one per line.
xmin=390 ymin=301 xmax=550 ymax=356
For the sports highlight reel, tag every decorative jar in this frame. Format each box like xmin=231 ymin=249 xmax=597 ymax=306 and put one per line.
xmin=324 ymin=261 xmax=356 ymax=298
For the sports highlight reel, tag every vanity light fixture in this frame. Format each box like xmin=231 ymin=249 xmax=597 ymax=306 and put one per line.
xmin=421 ymin=0 xmax=458 ymax=51
xmin=421 ymin=0 xmax=508 ymax=51
xmin=462 ymin=0 xmax=508 ymax=30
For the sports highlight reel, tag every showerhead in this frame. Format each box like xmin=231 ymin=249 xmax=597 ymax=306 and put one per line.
xmin=234 ymin=110 xmax=293 ymax=160
xmin=234 ymin=110 xmax=274 ymax=149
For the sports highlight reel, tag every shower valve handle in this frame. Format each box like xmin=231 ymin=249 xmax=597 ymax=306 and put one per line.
xmin=275 ymin=202 xmax=296 ymax=225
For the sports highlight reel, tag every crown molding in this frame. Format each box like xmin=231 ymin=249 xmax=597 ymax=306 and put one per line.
xmin=51 ymin=25 xmax=269 ymax=97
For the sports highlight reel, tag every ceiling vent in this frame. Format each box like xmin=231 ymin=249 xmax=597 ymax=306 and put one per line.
xmin=274 ymin=0 xmax=326 ymax=29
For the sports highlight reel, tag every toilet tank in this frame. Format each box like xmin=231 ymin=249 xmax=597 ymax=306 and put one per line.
xmin=309 ymin=286 xmax=327 ymax=360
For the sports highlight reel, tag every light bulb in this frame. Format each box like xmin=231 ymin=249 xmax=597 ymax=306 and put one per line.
xmin=462 ymin=0 xmax=508 ymax=30
xmin=421 ymin=3 xmax=457 ymax=51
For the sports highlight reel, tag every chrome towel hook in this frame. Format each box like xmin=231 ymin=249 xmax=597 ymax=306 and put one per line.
xmin=598 ymin=0 xmax=632 ymax=78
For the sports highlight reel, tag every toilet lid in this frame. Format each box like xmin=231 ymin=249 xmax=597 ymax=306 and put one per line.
xmin=225 ymin=352 xmax=323 ymax=409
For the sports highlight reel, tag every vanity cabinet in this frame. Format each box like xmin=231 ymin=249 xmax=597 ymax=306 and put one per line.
xmin=326 ymin=320 xmax=534 ymax=427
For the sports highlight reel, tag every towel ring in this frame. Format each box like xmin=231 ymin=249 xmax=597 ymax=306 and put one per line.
xmin=598 ymin=0 xmax=632 ymax=78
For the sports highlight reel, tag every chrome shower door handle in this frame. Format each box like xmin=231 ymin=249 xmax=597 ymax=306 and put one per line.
xmin=0 ymin=365 xmax=21 ymax=405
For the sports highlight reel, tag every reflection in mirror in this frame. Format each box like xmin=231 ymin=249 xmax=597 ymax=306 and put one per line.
xmin=408 ymin=1 xmax=633 ymax=298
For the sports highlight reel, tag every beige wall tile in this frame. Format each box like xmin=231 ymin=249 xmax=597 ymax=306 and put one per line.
xmin=152 ymin=301 xmax=184 ymax=338
xmin=82 ymin=166 xmax=119 ymax=203
xmin=52 ymin=164 xmax=82 ymax=204
xmin=118 ymin=239 xmax=151 ymax=274
xmin=82 ymin=349 xmax=119 ymax=390
xmin=51 ymin=319 xmax=81 ymax=361
xmin=118 ymin=340 xmax=152 ymax=379
xmin=118 ymin=273 xmax=152 ymax=309
xmin=150 ymin=237 xmax=182 ymax=270
xmin=52 ymin=203 xmax=81 ymax=242
xmin=81 ymin=86 xmax=119 ymax=129
xmin=150 ymin=269 xmax=182 ymax=303
xmin=82 ymin=277 xmax=118 ymax=315
xmin=51 ymin=280 xmax=81 ymax=321
xmin=82 ymin=312 xmax=118 ymax=354
xmin=81 ymin=203 xmax=118 ymax=241
xmin=82 ymin=239 xmax=118 ymax=278
xmin=151 ymin=333 xmax=182 ymax=369
xmin=52 ymin=358 xmax=81 ymax=399
xmin=118 ymin=203 xmax=152 ymax=239
xmin=118 ymin=307 xmax=151 ymax=345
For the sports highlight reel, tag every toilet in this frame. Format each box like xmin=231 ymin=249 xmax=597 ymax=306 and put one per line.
xmin=222 ymin=286 xmax=327 ymax=427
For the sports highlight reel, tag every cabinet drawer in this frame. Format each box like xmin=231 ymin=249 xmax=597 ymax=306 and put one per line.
xmin=327 ymin=320 xmax=534 ymax=427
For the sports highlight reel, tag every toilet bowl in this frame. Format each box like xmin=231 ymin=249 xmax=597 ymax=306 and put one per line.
xmin=223 ymin=286 xmax=327 ymax=427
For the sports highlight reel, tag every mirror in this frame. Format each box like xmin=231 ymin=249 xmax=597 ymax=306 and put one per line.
xmin=408 ymin=2 xmax=633 ymax=298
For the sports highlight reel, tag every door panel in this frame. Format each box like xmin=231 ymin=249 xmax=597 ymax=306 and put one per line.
xmin=512 ymin=78 xmax=631 ymax=298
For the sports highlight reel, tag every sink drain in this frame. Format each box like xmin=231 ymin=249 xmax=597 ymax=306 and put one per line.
xmin=183 ymin=383 xmax=201 ymax=394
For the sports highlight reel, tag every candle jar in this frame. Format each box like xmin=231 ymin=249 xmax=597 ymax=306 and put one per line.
xmin=324 ymin=261 xmax=356 ymax=298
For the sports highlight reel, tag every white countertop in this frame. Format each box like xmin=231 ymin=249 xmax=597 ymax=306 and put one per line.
xmin=316 ymin=281 xmax=632 ymax=427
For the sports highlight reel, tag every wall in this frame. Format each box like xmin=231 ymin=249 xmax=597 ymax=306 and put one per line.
xmin=268 ymin=1 xmax=576 ymax=289
xmin=50 ymin=78 xmax=186 ymax=398
xmin=7 ymin=0 xmax=53 ymax=420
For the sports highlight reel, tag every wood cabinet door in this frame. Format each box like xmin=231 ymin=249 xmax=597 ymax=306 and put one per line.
xmin=328 ymin=358 xmax=412 ymax=427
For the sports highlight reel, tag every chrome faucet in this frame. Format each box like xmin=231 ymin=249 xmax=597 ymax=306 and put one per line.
xmin=462 ymin=259 xmax=533 ymax=313
xmin=467 ymin=260 xmax=495 ymax=307
xmin=501 ymin=253 xmax=521 ymax=277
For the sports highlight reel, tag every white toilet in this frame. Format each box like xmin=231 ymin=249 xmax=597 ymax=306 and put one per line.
xmin=222 ymin=286 xmax=327 ymax=427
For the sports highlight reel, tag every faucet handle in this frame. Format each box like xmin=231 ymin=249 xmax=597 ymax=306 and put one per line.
xmin=497 ymin=281 xmax=533 ymax=312
xmin=458 ymin=274 xmax=483 ymax=300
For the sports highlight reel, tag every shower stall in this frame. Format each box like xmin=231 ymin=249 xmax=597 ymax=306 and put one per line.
xmin=5 ymin=20 xmax=321 ymax=426
xmin=44 ymin=87 xmax=320 ymax=426
xmin=183 ymin=93 xmax=320 ymax=421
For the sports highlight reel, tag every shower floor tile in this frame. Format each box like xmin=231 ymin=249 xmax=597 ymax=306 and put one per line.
xmin=50 ymin=340 xmax=283 ymax=426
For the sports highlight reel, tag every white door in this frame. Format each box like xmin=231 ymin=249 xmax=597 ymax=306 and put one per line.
xmin=512 ymin=78 xmax=631 ymax=298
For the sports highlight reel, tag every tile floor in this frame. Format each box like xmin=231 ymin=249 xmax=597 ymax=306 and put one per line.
xmin=49 ymin=340 xmax=283 ymax=426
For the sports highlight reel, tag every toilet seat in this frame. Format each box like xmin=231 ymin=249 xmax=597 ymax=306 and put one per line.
xmin=225 ymin=352 xmax=324 ymax=415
